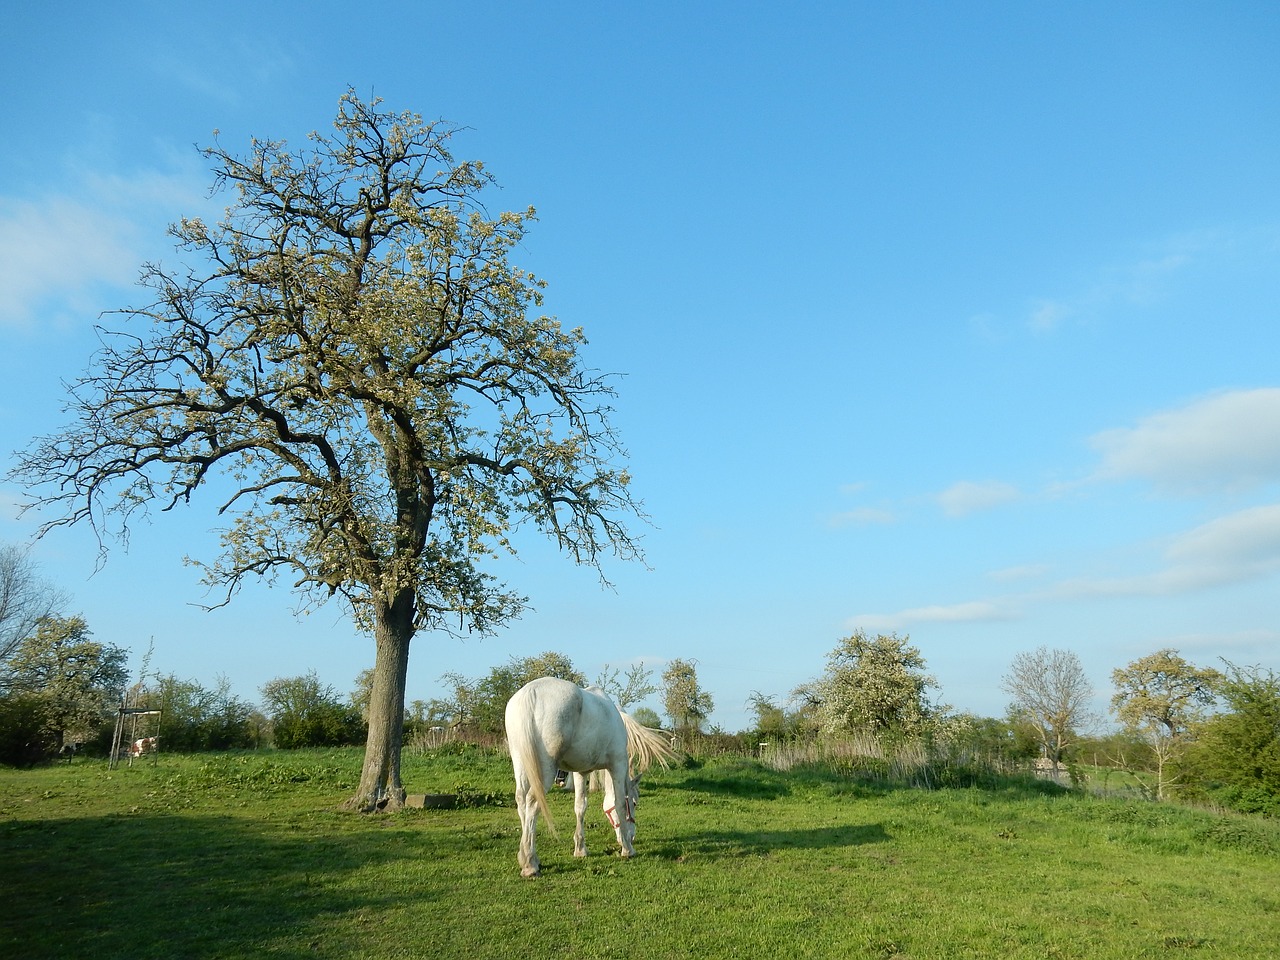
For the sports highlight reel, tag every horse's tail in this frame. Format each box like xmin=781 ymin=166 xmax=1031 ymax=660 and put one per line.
xmin=508 ymin=715 xmax=558 ymax=837
xmin=620 ymin=710 xmax=678 ymax=775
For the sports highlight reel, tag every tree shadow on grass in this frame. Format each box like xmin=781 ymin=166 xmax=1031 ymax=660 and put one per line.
xmin=0 ymin=811 xmax=486 ymax=960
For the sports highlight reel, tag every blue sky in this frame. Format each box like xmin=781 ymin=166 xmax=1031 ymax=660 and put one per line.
xmin=2 ymin=2 xmax=1278 ymax=732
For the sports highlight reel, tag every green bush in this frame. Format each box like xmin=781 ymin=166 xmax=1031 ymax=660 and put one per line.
xmin=261 ymin=672 xmax=366 ymax=749
xmin=0 ymin=694 xmax=56 ymax=766
xmin=1181 ymin=664 xmax=1280 ymax=817
xmin=271 ymin=703 xmax=364 ymax=749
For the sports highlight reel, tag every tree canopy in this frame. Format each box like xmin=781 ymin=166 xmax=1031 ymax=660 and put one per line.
xmin=1184 ymin=662 xmax=1280 ymax=815
xmin=9 ymin=92 xmax=643 ymax=808
xmin=4 ymin=615 xmax=128 ymax=753
xmin=662 ymin=658 xmax=714 ymax=737
xmin=1111 ymin=649 xmax=1220 ymax=799
xmin=261 ymin=671 xmax=364 ymax=749
xmin=799 ymin=631 xmax=943 ymax=739
xmin=440 ymin=651 xmax=587 ymax=737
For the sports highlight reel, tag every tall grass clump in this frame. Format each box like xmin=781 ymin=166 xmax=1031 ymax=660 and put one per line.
xmin=758 ymin=734 xmax=1050 ymax=793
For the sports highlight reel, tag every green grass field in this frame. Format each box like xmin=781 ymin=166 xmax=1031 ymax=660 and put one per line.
xmin=2 ymin=747 xmax=1277 ymax=959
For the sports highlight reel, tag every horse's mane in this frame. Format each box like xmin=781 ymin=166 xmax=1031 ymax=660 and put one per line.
xmin=619 ymin=710 xmax=677 ymax=775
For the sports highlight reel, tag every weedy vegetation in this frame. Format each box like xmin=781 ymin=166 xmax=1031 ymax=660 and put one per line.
xmin=2 ymin=746 xmax=1277 ymax=959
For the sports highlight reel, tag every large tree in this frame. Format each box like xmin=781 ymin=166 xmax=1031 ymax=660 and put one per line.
xmin=1001 ymin=646 xmax=1095 ymax=768
xmin=1111 ymin=649 xmax=1220 ymax=800
xmin=9 ymin=93 xmax=641 ymax=809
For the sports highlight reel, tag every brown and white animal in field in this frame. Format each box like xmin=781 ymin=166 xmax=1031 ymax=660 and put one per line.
xmin=130 ymin=737 xmax=158 ymax=758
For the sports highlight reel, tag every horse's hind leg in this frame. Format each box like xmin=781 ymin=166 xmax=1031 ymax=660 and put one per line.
xmin=513 ymin=774 xmax=541 ymax=877
xmin=572 ymin=772 xmax=589 ymax=857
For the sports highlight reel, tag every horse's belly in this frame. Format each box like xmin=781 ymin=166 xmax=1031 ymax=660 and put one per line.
xmin=557 ymin=746 xmax=612 ymax=772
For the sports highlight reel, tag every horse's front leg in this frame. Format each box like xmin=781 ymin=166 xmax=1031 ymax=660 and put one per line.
xmin=607 ymin=764 xmax=637 ymax=859
xmin=572 ymin=772 xmax=589 ymax=857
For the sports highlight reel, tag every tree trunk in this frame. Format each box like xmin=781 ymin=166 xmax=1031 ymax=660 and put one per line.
xmin=348 ymin=590 xmax=414 ymax=812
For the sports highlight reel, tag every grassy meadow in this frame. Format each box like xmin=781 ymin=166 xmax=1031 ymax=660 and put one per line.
xmin=2 ymin=746 xmax=1277 ymax=959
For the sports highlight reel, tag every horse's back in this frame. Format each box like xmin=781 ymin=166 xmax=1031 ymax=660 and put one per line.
xmin=506 ymin=677 xmax=625 ymax=773
xmin=507 ymin=677 xmax=584 ymax=731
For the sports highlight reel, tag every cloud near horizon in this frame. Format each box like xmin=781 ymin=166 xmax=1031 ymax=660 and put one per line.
xmin=848 ymin=600 xmax=1017 ymax=633
xmin=1056 ymin=502 xmax=1280 ymax=599
xmin=850 ymin=502 xmax=1280 ymax=632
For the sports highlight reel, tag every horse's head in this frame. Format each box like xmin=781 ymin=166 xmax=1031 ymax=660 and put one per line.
xmin=603 ymin=773 xmax=643 ymax=845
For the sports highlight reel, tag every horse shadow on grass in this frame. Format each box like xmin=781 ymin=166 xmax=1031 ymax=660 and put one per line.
xmin=665 ymin=772 xmax=793 ymax=801
xmin=648 ymin=821 xmax=891 ymax=862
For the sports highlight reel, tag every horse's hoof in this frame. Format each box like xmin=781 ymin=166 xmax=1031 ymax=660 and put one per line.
xmin=521 ymin=866 xmax=541 ymax=878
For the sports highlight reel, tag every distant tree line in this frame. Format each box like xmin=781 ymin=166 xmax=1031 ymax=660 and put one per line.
xmin=0 ymin=543 xmax=1276 ymax=815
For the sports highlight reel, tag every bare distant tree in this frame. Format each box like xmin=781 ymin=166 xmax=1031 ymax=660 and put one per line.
xmin=595 ymin=661 xmax=657 ymax=710
xmin=1001 ymin=646 xmax=1096 ymax=768
xmin=0 ymin=544 xmax=68 ymax=683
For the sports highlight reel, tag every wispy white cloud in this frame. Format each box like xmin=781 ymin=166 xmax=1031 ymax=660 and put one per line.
xmin=827 ymin=507 xmax=896 ymax=528
xmin=848 ymin=600 xmax=1017 ymax=633
xmin=0 ymin=488 xmax=29 ymax=525
xmin=937 ymin=480 xmax=1021 ymax=517
xmin=849 ymin=503 xmax=1280 ymax=633
xmin=988 ymin=563 xmax=1049 ymax=583
xmin=1167 ymin=503 xmax=1280 ymax=568
xmin=0 ymin=197 xmax=140 ymax=329
xmin=0 ymin=159 xmax=210 ymax=331
xmin=991 ymin=230 xmax=1226 ymax=337
xmin=1155 ymin=628 xmax=1280 ymax=667
xmin=1090 ymin=388 xmax=1280 ymax=494
xmin=829 ymin=482 xmax=895 ymax=527
xmin=1029 ymin=299 xmax=1070 ymax=333
xmin=1050 ymin=503 xmax=1280 ymax=599
xmin=152 ymin=37 xmax=297 ymax=106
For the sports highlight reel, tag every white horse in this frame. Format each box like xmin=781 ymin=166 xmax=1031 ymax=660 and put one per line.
xmin=505 ymin=676 xmax=674 ymax=878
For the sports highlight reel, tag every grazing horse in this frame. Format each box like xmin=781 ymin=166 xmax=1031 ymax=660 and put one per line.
xmin=505 ymin=677 xmax=674 ymax=878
